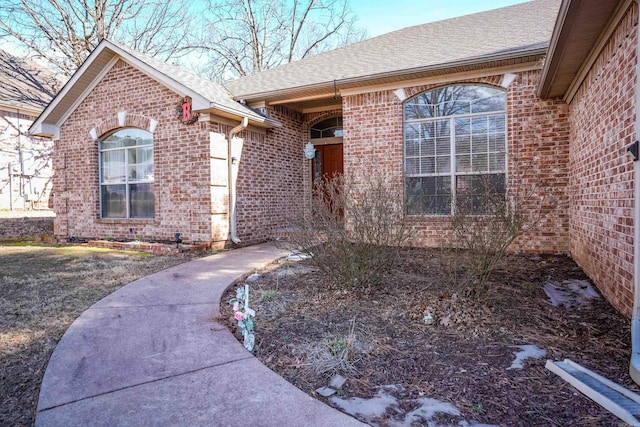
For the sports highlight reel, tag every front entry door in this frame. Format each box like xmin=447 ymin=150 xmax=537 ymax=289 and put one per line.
xmin=313 ymin=143 xmax=343 ymax=183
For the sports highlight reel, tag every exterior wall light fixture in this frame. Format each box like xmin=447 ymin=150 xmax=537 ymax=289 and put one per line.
xmin=304 ymin=141 xmax=316 ymax=159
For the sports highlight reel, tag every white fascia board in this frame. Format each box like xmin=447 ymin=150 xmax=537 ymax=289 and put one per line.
xmin=30 ymin=122 xmax=60 ymax=139
xmin=0 ymin=102 xmax=42 ymax=116
xmin=30 ymin=40 xmax=116 ymax=135
xmin=55 ymin=55 xmax=120 ymax=128
xmin=340 ymin=62 xmax=542 ymax=97
xmin=210 ymin=102 xmax=282 ymax=128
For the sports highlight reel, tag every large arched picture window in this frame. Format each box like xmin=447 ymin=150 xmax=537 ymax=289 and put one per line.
xmin=99 ymin=128 xmax=154 ymax=218
xmin=403 ymin=85 xmax=507 ymax=215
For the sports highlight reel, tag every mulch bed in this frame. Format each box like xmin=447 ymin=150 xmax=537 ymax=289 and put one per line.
xmin=222 ymin=248 xmax=636 ymax=426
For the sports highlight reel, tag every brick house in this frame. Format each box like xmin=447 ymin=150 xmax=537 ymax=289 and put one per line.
xmin=0 ymin=50 xmax=60 ymax=211
xmin=29 ymin=0 xmax=640 ymax=324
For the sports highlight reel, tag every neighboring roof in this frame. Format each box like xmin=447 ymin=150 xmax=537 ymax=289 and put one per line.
xmin=30 ymin=39 xmax=279 ymax=138
xmin=224 ymin=0 xmax=562 ymax=103
xmin=538 ymin=0 xmax=623 ymax=100
xmin=0 ymin=49 xmax=61 ymax=114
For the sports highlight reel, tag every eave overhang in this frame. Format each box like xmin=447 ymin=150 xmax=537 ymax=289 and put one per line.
xmin=231 ymin=45 xmax=548 ymax=111
xmin=538 ymin=0 xmax=624 ymax=100
xmin=0 ymin=101 xmax=43 ymax=117
xmin=29 ymin=40 xmax=279 ymax=138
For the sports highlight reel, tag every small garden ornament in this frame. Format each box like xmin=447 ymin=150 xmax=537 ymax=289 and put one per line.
xmin=229 ymin=284 xmax=256 ymax=351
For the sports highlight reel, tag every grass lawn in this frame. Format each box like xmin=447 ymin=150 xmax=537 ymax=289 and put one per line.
xmin=0 ymin=244 xmax=201 ymax=426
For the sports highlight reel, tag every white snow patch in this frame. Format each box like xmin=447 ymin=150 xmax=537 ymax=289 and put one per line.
xmin=508 ymin=344 xmax=547 ymax=370
xmin=330 ymin=388 xmax=398 ymax=419
xmin=331 ymin=385 xmax=497 ymax=427
xmin=287 ymin=253 xmax=311 ymax=261
xmin=458 ymin=422 xmax=500 ymax=427
xmin=392 ymin=397 xmax=460 ymax=427
xmin=544 ymin=279 xmax=600 ymax=308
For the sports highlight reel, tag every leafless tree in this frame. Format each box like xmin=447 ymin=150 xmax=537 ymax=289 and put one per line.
xmin=0 ymin=0 xmax=193 ymax=76
xmin=196 ymin=0 xmax=366 ymax=80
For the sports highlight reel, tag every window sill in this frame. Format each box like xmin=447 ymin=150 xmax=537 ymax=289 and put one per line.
xmin=97 ymin=218 xmax=156 ymax=224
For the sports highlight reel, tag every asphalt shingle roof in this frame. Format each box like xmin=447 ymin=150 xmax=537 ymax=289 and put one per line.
xmin=110 ymin=41 xmax=273 ymax=124
xmin=224 ymin=0 xmax=561 ymax=98
xmin=0 ymin=50 xmax=61 ymax=112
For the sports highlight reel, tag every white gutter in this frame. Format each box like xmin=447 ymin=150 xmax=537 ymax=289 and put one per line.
xmin=630 ymin=0 xmax=640 ymax=385
xmin=228 ymin=116 xmax=248 ymax=244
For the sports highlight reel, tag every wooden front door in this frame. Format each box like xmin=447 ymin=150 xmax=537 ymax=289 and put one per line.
xmin=313 ymin=143 xmax=343 ymax=183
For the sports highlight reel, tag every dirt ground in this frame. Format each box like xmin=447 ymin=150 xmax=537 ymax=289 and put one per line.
xmin=222 ymin=248 xmax=636 ymax=426
xmin=0 ymin=244 xmax=203 ymax=426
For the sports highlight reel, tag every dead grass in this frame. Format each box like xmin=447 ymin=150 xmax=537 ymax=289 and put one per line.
xmin=0 ymin=244 xmax=203 ymax=426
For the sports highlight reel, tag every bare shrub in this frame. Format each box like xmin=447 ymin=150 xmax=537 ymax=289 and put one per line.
xmin=285 ymin=171 xmax=411 ymax=289
xmin=448 ymin=167 xmax=555 ymax=299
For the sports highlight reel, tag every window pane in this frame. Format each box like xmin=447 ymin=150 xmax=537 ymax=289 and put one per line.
xmin=422 ymin=139 xmax=435 ymax=156
xmin=406 ymin=86 xmax=505 ymax=121
xmin=488 ymin=115 xmax=506 ymax=132
xmin=421 ymin=122 xmax=435 ymax=139
xmin=471 ymin=116 xmax=487 ymax=133
xmin=456 ymin=174 xmax=506 ymax=214
xmin=405 ymin=158 xmax=420 ymax=174
xmin=310 ymin=117 xmax=343 ymax=139
xmin=130 ymin=183 xmax=154 ymax=218
xmin=128 ymin=147 xmax=154 ymax=181
xmin=455 ymin=117 xmax=470 ymax=135
xmin=489 ymin=152 xmax=506 ymax=171
xmin=420 ymin=157 xmax=435 ymax=174
xmin=405 ymin=123 xmax=419 ymax=139
xmin=435 ymin=120 xmax=450 ymax=138
xmin=456 ymin=135 xmax=471 ymax=154
xmin=405 ymin=139 xmax=419 ymax=157
xmin=471 ymin=93 xmax=506 ymax=114
xmin=456 ymin=154 xmax=472 ymax=172
xmin=472 ymin=134 xmax=488 ymax=153
xmin=406 ymin=176 xmax=451 ymax=214
xmin=424 ymin=176 xmax=452 ymax=214
xmin=472 ymin=154 xmax=489 ymax=172
xmin=101 ymin=185 xmax=126 ymax=218
xmin=101 ymin=150 xmax=126 ymax=183
xmin=488 ymin=134 xmax=505 ymax=152
xmin=435 ymin=137 xmax=450 ymax=155
xmin=404 ymin=101 xmax=432 ymax=120
xmin=406 ymin=177 xmax=424 ymax=214
xmin=436 ymin=156 xmax=451 ymax=173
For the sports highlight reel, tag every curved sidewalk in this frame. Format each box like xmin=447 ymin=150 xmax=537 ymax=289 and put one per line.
xmin=35 ymin=242 xmax=365 ymax=426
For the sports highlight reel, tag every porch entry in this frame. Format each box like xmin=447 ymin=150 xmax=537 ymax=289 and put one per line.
xmin=310 ymin=116 xmax=343 ymax=183
xmin=312 ymin=143 xmax=343 ymax=183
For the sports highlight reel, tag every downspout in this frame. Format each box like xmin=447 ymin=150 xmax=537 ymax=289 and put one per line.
xmin=228 ymin=116 xmax=248 ymax=244
xmin=630 ymin=0 xmax=640 ymax=385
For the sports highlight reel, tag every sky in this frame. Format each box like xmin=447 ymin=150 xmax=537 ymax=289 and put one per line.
xmin=0 ymin=0 xmax=532 ymax=62
xmin=351 ymin=0 xmax=530 ymax=37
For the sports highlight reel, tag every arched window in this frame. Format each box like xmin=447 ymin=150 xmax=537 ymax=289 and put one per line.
xmin=403 ymin=85 xmax=506 ymax=215
xmin=310 ymin=116 xmax=343 ymax=139
xmin=99 ymin=128 xmax=154 ymax=218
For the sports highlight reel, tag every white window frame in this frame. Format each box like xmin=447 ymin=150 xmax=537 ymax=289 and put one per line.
xmin=403 ymin=85 xmax=507 ymax=215
xmin=99 ymin=128 xmax=154 ymax=219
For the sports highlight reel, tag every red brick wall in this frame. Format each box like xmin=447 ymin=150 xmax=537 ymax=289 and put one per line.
xmin=342 ymin=71 xmax=570 ymax=252
xmin=233 ymin=105 xmax=305 ymax=244
xmin=54 ymin=60 xmax=215 ymax=243
xmin=54 ymin=60 xmax=306 ymax=247
xmin=569 ymin=2 xmax=638 ymax=317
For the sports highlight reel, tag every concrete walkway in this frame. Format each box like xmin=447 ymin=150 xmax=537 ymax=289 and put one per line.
xmin=35 ymin=242 xmax=365 ymax=426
